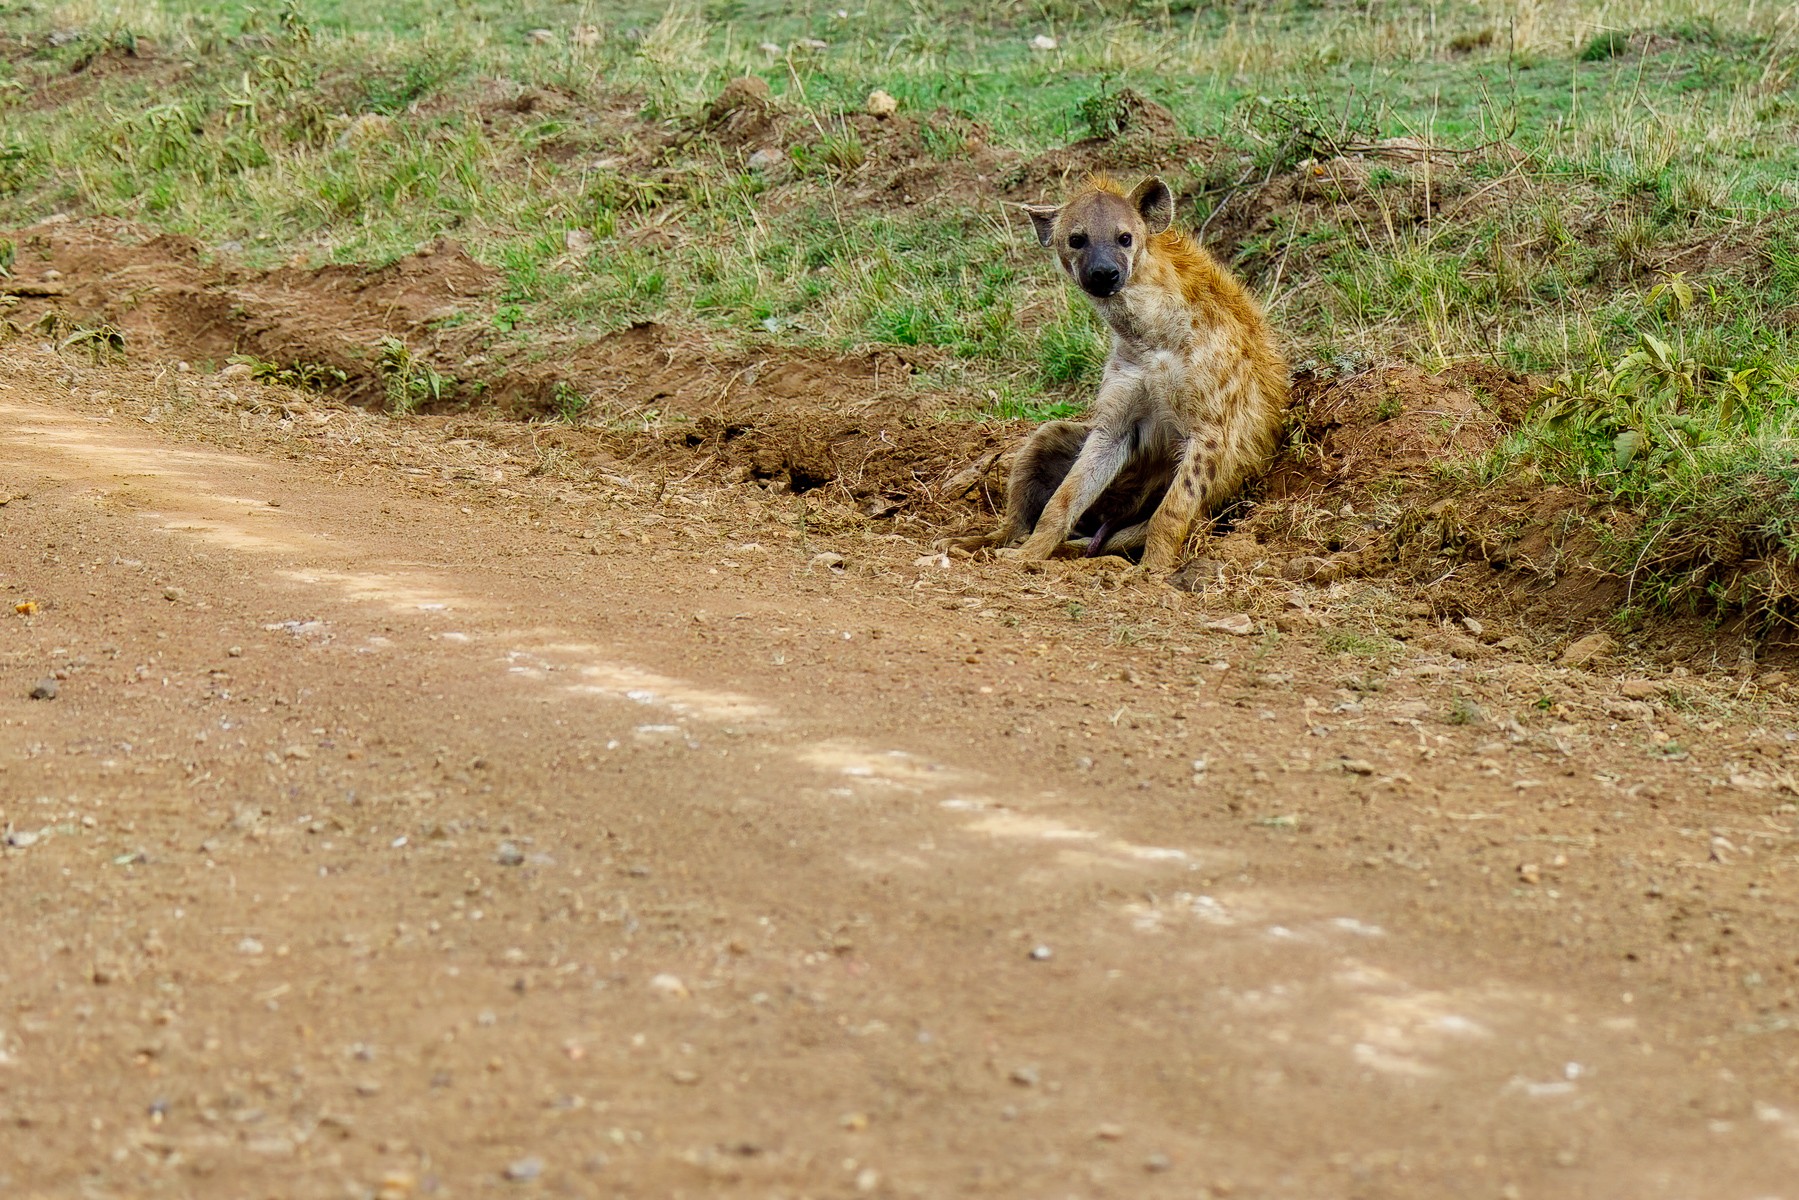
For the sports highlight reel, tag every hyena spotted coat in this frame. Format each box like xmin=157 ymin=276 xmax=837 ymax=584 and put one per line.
xmin=959 ymin=175 xmax=1288 ymax=572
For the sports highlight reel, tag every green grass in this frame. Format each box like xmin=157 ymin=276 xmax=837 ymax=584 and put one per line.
xmin=5 ymin=0 xmax=1799 ymax=617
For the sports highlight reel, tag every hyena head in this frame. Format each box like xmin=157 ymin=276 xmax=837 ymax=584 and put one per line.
xmin=1025 ymin=176 xmax=1173 ymax=300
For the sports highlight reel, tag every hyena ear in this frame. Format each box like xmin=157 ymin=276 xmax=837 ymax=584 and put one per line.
xmin=1130 ymin=177 xmax=1173 ymax=235
xmin=1022 ymin=204 xmax=1060 ymax=247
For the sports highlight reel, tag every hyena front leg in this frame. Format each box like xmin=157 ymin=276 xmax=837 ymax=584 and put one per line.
xmin=1141 ymin=425 xmax=1228 ymax=573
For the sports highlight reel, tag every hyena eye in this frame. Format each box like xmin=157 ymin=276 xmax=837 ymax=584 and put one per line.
xmin=1067 ymin=233 xmax=1088 ymax=250
xmin=1117 ymin=232 xmax=1132 ymax=247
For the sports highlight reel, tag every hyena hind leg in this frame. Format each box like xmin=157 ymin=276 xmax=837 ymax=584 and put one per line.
xmin=946 ymin=420 xmax=1089 ymax=552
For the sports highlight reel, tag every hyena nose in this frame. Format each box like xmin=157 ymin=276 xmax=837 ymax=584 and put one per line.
xmin=1084 ymin=265 xmax=1121 ymax=297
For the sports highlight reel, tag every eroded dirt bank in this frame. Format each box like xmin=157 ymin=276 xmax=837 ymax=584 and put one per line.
xmin=1 ymin=348 xmax=1797 ymax=1196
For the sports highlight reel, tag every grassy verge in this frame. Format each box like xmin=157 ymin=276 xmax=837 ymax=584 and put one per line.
xmin=4 ymin=0 xmax=1799 ymax=622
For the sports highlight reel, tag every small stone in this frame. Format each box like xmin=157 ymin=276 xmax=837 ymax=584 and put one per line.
xmin=855 ymin=1167 xmax=880 ymax=1193
xmin=797 ymin=37 xmax=828 ymax=50
xmin=495 ymin=842 xmax=526 ymax=866
xmin=809 ymin=551 xmax=846 ymax=571
xmin=1095 ymin=1123 xmax=1126 ymax=1141
xmin=1619 ymin=678 xmax=1661 ymax=699
xmin=1145 ymin=1153 xmax=1173 ymax=1173
xmin=1030 ymin=34 xmax=1058 ymax=50
xmin=219 ymin=362 xmax=254 ymax=380
xmin=1282 ymin=555 xmax=1329 ymax=582
xmin=1205 ymin=614 xmax=1256 ymax=636
xmin=1029 ymin=944 xmax=1053 ymax=961
xmin=841 ymin=1111 xmax=870 ymax=1131
xmin=238 ymin=937 xmax=265 ymax=955
xmin=29 ymin=678 xmax=58 ymax=700
xmin=504 ymin=1156 xmax=543 ymax=1181
xmin=1557 ymin=632 xmax=1615 ymax=667
xmin=1009 ymin=1064 xmax=1040 ymax=1087
xmin=14 ymin=600 xmax=37 ymax=615
xmin=525 ymin=28 xmax=555 ymax=44
xmin=865 ymin=89 xmax=898 ymax=117
xmin=648 ymin=972 xmax=689 ymax=998
xmin=376 ymin=1171 xmax=417 ymax=1200
xmin=1517 ymin=863 xmax=1540 ymax=885
xmin=228 ymin=645 xmax=243 ymax=657
xmin=1461 ymin=616 xmax=1484 ymax=636
xmin=747 ymin=147 xmax=783 ymax=172
xmin=162 ymin=586 xmax=185 ymax=603
xmin=1340 ymin=758 xmax=1375 ymax=775
xmin=669 ymin=1068 xmax=700 ymax=1086
xmin=6 ymin=829 xmax=40 ymax=849
xmin=758 ymin=41 xmax=783 ymax=56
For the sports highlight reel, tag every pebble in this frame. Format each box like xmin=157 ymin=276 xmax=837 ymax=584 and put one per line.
xmin=809 ymin=551 xmax=846 ymax=571
xmin=238 ymin=937 xmax=265 ymax=955
xmin=29 ymin=678 xmax=58 ymax=700
xmin=6 ymin=829 xmax=40 ymax=849
xmin=1340 ymin=758 xmax=1375 ymax=775
xmin=1619 ymin=678 xmax=1661 ymax=699
xmin=758 ymin=41 xmax=783 ymax=56
xmin=1517 ymin=863 xmax=1540 ymax=885
xmin=163 ymin=586 xmax=186 ymax=602
xmin=1030 ymin=34 xmax=1058 ymax=50
xmin=747 ymin=147 xmax=783 ymax=172
xmin=376 ymin=1171 xmax=417 ymax=1200
xmin=495 ymin=841 xmax=526 ymax=866
xmin=1095 ymin=1123 xmax=1126 ymax=1141
xmin=1557 ymin=632 xmax=1615 ymax=667
xmin=525 ymin=28 xmax=555 ymax=44
xmin=1282 ymin=555 xmax=1329 ymax=582
xmin=855 ymin=1167 xmax=880 ymax=1193
xmin=649 ymin=972 xmax=690 ymax=999
xmin=1205 ymin=614 xmax=1256 ymax=636
xmin=1029 ymin=944 xmax=1053 ymax=961
xmin=669 ymin=1068 xmax=700 ymax=1085
xmin=504 ymin=1156 xmax=543 ymax=1182
xmin=865 ymin=89 xmax=898 ymax=117
xmin=1145 ymin=1153 xmax=1173 ymax=1173
xmin=1009 ymin=1064 xmax=1040 ymax=1087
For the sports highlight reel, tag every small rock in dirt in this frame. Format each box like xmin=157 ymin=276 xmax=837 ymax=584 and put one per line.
xmin=6 ymin=829 xmax=41 ymax=849
xmin=1145 ymin=1153 xmax=1173 ymax=1173
xmin=746 ymin=147 xmax=783 ymax=172
xmin=1461 ymin=616 xmax=1485 ymax=637
xmin=914 ymin=552 xmax=952 ymax=569
xmin=669 ymin=1068 xmax=700 ymax=1086
xmin=1340 ymin=758 xmax=1376 ymax=775
xmin=1605 ymin=700 xmax=1655 ymax=721
xmin=1095 ymin=1123 xmax=1126 ymax=1141
xmin=809 ymin=552 xmax=846 ymax=572
xmin=1009 ymin=1064 xmax=1041 ymax=1087
xmin=504 ymin=1156 xmax=544 ymax=1182
xmin=865 ymin=89 xmax=898 ymax=117
xmin=1167 ymin=559 xmax=1224 ymax=592
xmin=855 ymin=1168 xmax=880 ymax=1193
xmin=1029 ymin=944 xmax=1053 ymax=961
xmin=1618 ymin=678 xmax=1661 ymax=699
xmin=1282 ymin=556 xmax=1330 ymax=582
xmin=376 ymin=1171 xmax=417 ymax=1200
xmin=841 ymin=1111 xmax=870 ymax=1131
xmin=228 ymin=645 xmax=243 ymax=657
xmin=649 ymin=973 xmax=689 ymax=999
xmin=1205 ymin=614 xmax=1256 ymax=636
xmin=1557 ymin=632 xmax=1615 ymax=668
xmin=162 ymin=586 xmax=186 ymax=603
xmin=1030 ymin=34 xmax=1058 ymax=50
xmin=28 ymin=678 xmax=58 ymax=700
xmin=219 ymin=362 xmax=254 ymax=380
xmin=238 ymin=937 xmax=265 ymax=955
xmin=495 ymin=841 xmax=526 ymax=866
xmin=1517 ymin=863 xmax=1540 ymax=885
xmin=758 ymin=41 xmax=783 ymax=56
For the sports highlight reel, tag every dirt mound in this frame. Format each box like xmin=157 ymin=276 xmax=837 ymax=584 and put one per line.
xmin=490 ymin=322 xmax=1026 ymax=526
xmin=1266 ymin=361 xmax=1532 ymax=498
xmin=1 ymin=218 xmax=502 ymax=405
xmin=1003 ymin=90 xmax=1224 ymax=200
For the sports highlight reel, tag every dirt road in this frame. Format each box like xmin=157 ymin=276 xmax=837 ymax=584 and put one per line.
xmin=2 ymin=351 xmax=1797 ymax=1198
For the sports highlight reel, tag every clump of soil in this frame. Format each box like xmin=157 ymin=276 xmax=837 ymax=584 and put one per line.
xmin=1002 ymin=89 xmax=1225 ymax=201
